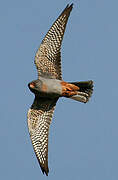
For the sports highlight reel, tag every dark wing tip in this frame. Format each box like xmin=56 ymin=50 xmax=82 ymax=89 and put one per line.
xmin=66 ymin=3 xmax=73 ymax=8
xmin=69 ymin=3 xmax=74 ymax=9
xmin=65 ymin=3 xmax=73 ymax=13
xmin=57 ymin=3 xmax=73 ymax=27
xmin=40 ymin=162 xmax=49 ymax=176
xmin=59 ymin=3 xmax=73 ymax=18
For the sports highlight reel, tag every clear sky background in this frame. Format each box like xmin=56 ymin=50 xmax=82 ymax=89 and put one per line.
xmin=0 ymin=0 xmax=118 ymax=179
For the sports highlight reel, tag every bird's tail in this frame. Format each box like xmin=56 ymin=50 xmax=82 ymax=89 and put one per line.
xmin=69 ymin=80 xmax=93 ymax=103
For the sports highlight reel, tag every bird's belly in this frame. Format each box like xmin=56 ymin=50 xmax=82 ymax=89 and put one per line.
xmin=40 ymin=79 xmax=62 ymax=98
xmin=47 ymin=83 xmax=62 ymax=95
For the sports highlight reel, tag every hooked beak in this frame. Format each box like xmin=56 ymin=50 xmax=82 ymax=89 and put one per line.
xmin=29 ymin=82 xmax=35 ymax=89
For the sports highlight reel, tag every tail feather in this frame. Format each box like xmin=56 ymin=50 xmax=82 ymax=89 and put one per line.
xmin=70 ymin=80 xmax=93 ymax=103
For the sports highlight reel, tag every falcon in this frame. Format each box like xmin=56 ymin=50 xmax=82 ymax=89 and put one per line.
xmin=27 ymin=4 xmax=93 ymax=176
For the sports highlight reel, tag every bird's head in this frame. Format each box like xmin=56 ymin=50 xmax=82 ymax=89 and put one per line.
xmin=28 ymin=80 xmax=42 ymax=94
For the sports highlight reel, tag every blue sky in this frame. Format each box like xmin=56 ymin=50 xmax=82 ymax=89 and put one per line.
xmin=0 ymin=0 xmax=118 ymax=179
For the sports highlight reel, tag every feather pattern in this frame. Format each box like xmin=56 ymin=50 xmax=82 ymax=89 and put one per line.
xmin=27 ymin=97 xmax=58 ymax=175
xmin=35 ymin=4 xmax=73 ymax=80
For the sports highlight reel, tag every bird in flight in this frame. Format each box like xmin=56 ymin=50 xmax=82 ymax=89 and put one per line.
xmin=27 ymin=4 xmax=93 ymax=176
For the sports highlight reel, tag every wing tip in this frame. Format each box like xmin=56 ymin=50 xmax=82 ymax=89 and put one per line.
xmin=65 ymin=3 xmax=74 ymax=11
xmin=70 ymin=3 xmax=74 ymax=8
xmin=40 ymin=163 xmax=49 ymax=176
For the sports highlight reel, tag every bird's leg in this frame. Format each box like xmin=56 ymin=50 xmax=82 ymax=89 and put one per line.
xmin=61 ymin=81 xmax=79 ymax=97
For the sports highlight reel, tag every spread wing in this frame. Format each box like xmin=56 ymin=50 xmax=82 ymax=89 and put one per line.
xmin=27 ymin=97 xmax=58 ymax=176
xmin=35 ymin=4 xmax=73 ymax=80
